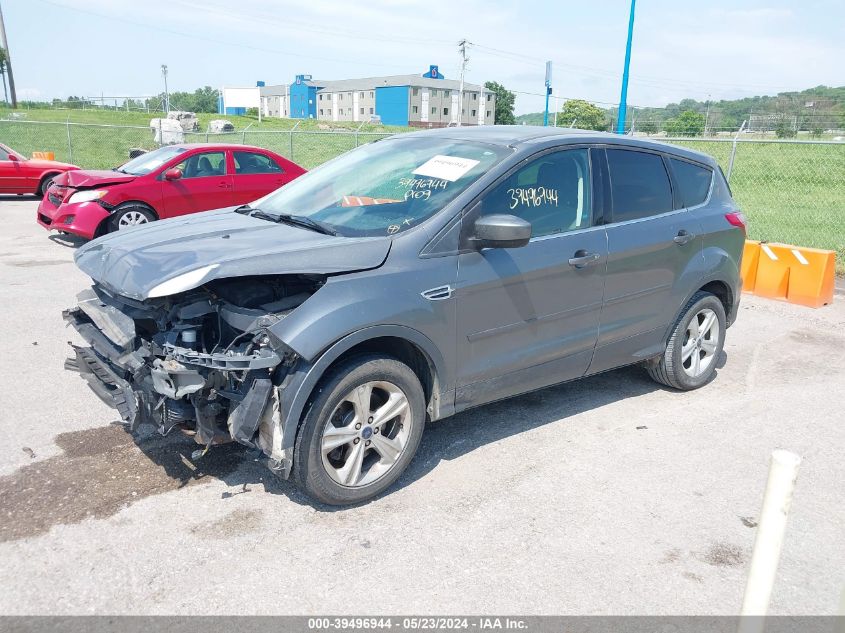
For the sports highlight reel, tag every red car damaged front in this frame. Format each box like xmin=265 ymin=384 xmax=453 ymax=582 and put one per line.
xmin=36 ymin=144 xmax=306 ymax=240
xmin=37 ymin=169 xmax=138 ymax=239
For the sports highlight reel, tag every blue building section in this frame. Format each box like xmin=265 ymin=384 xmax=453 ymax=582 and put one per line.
xmin=290 ymin=75 xmax=317 ymax=119
xmin=375 ymin=86 xmax=409 ymax=126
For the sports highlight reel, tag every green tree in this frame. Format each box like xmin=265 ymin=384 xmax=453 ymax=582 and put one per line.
xmin=638 ymin=120 xmax=658 ymax=135
xmin=560 ymin=99 xmax=607 ymax=131
xmin=775 ymin=119 xmax=797 ymax=138
xmin=665 ymin=110 xmax=705 ymax=136
xmin=484 ymin=81 xmax=515 ymax=125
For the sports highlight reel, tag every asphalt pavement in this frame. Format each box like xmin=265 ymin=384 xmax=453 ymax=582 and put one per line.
xmin=0 ymin=196 xmax=843 ymax=615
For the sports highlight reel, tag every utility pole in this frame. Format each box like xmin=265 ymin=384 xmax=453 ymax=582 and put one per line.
xmin=457 ymin=39 xmax=468 ymax=127
xmin=616 ymin=0 xmax=636 ymax=134
xmin=0 ymin=1 xmax=18 ymax=108
xmin=704 ymin=94 xmax=711 ymax=136
xmin=543 ymin=61 xmax=552 ymax=126
xmin=161 ymin=64 xmax=169 ymax=114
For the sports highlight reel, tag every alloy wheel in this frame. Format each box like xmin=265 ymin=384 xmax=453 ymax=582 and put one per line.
xmin=681 ymin=308 xmax=719 ymax=377
xmin=117 ymin=211 xmax=150 ymax=229
xmin=320 ymin=380 xmax=412 ymax=488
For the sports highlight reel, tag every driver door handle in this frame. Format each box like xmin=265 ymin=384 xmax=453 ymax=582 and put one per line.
xmin=673 ymin=229 xmax=694 ymax=245
xmin=568 ymin=250 xmax=601 ymax=268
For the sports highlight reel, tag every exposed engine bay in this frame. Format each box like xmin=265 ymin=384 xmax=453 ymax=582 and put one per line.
xmin=63 ymin=274 xmax=323 ymax=472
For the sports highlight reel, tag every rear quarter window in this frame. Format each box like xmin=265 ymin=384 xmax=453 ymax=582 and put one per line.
xmin=670 ymin=158 xmax=713 ymax=208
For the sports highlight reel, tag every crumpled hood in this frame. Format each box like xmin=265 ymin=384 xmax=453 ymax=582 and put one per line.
xmin=74 ymin=208 xmax=392 ymax=300
xmin=55 ymin=169 xmax=137 ymax=189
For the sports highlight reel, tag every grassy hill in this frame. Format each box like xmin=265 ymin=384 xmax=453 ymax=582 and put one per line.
xmin=517 ymin=85 xmax=845 ymax=134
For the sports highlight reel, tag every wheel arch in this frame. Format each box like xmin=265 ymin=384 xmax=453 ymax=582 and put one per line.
xmin=94 ymin=200 xmax=159 ymax=238
xmin=277 ymin=325 xmax=450 ymax=477
xmin=663 ymin=276 xmax=735 ymax=347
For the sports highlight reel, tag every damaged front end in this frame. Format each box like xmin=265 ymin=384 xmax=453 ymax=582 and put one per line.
xmin=63 ymin=275 xmax=321 ymax=474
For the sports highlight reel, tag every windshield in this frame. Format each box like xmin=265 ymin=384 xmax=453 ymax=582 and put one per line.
xmin=119 ymin=145 xmax=188 ymax=175
xmin=253 ymin=136 xmax=510 ymax=237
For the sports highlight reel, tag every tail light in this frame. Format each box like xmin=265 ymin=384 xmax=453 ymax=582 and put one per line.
xmin=725 ymin=211 xmax=747 ymax=235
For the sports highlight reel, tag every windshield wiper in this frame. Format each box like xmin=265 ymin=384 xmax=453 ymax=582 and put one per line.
xmin=240 ymin=206 xmax=338 ymax=236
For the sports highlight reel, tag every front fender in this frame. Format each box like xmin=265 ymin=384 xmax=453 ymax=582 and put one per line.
xmin=271 ymin=323 xmax=452 ymax=478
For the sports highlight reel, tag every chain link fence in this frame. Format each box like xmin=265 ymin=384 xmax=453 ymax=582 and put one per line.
xmin=1 ymin=119 xmax=842 ymax=268
xmin=661 ymin=137 xmax=845 ymax=267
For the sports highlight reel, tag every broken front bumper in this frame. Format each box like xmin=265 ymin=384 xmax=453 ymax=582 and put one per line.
xmin=62 ymin=289 xmax=295 ymax=475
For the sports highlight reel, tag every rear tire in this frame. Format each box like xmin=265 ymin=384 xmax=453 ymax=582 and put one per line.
xmin=293 ymin=354 xmax=426 ymax=505
xmin=647 ymin=291 xmax=726 ymax=390
xmin=109 ymin=204 xmax=156 ymax=233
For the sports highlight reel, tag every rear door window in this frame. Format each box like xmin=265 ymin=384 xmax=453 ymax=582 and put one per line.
xmin=669 ymin=158 xmax=713 ymax=208
xmin=233 ymin=151 xmax=284 ymax=174
xmin=606 ymin=149 xmax=673 ymax=222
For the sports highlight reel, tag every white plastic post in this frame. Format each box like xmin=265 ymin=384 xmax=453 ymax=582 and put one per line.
xmin=739 ymin=450 xmax=802 ymax=630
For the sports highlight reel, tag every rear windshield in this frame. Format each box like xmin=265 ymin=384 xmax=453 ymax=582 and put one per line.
xmin=670 ymin=158 xmax=713 ymax=208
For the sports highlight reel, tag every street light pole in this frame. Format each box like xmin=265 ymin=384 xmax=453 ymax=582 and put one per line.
xmin=616 ymin=0 xmax=636 ymax=134
xmin=543 ymin=61 xmax=552 ymax=127
xmin=161 ymin=64 xmax=169 ymax=114
xmin=0 ymin=0 xmax=18 ymax=108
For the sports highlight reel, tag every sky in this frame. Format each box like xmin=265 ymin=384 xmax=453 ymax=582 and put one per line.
xmin=2 ymin=0 xmax=844 ymax=114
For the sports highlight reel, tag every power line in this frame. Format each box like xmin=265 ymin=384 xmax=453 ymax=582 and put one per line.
xmin=32 ymin=0 xmax=415 ymax=72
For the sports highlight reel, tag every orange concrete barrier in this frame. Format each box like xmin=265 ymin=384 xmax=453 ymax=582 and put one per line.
xmin=748 ymin=241 xmax=835 ymax=308
xmin=782 ymin=246 xmax=835 ymax=308
xmin=754 ymin=243 xmax=791 ymax=301
xmin=741 ymin=240 xmax=761 ymax=294
xmin=32 ymin=151 xmax=55 ymax=160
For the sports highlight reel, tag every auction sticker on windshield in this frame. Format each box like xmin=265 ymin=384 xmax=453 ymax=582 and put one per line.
xmin=413 ymin=155 xmax=480 ymax=182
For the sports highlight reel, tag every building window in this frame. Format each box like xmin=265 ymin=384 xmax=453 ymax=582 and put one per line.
xmin=431 ymin=107 xmax=437 ymax=114
xmin=359 ymin=92 xmax=364 ymax=99
xmin=444 ymin=90 xmax=450 ymax=98
xmin=487 ymin=94 xmax=492 ymax=102
xmin=319 ymin=109 xmax=324 ymax=116
xmin=348 ymin=92 xmax=352 ymax=100
xmin=369 ymin=91 xmax=374 ymax=98
xmin=360 ymin=107 xmax=364 ymax=114
xmin=462 ymin=108 xmax=466 ymax=115
xmin=412 ymin=105 xmax=418 ymax=114
xmin=443 ymin=107 xmax=449 ymax=116
xmin=472 ymin=93 xmax=478 ymax=101
xmin=486 ymin=110 xmax=491 ymax=118
xmin=471 ymin=109 xmax=476 ymax=117
xmin=430 ymin=89 xmax=437 ymax=97
xmin=369 ymin=107 xmax=374 ymax=114
xmin=412 ymin=88 xmax=419 ymax=96
xmin=338 ymin=94 xmax=343 ymax=101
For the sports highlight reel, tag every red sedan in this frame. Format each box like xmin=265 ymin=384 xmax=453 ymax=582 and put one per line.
xmin=0 ymin=143 xmax=79 ymax=196
xmin=37 ymin=144 xmax=306 ymax=240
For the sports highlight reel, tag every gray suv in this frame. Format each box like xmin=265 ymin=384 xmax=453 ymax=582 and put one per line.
xmin=64 ymin=126 xmax=745 ymax=505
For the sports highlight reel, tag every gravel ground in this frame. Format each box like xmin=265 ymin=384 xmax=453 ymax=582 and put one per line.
xmin=0 ymin=197 xmax=843 ymax=615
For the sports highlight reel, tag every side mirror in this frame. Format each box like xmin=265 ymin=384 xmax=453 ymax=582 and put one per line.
xmin=472 ymin=214 xmax=531 ymax=249
xmin=7 ymin=154 xmax=19 ymax=162
xmin=164 ymin=167 xmax=183 ymax=181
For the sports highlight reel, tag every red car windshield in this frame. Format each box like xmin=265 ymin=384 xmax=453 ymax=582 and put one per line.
xmin=118 ymin=146 xmax=188 ymax=176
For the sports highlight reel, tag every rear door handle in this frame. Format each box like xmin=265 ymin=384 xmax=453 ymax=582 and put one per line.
xmin=673 ymin=230 xmax=694 ymax=245
xmin=218 ymin=182 xmax=232 ymax=189
xmin=568 ymin=250 xmax=601 ymax=268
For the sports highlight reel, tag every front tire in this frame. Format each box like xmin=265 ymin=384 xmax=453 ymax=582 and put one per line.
xmin=37 ymin=175 xmax=55 ymax=198
xmin=294 ymin=354 xmax=426 ymax=505
xmin=110 ymin=204 xmax=156 ymax=232
xmin=647 ymin=291 xmax=726 ymax=390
